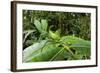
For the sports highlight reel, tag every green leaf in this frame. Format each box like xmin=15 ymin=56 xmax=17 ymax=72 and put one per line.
xmin=71 ymin=44 xmax=90 ymax=59
xmin=24 ymin=42 xmax=63 ymax=62
xmin=60 ymin=36 xmax=91 ymax=59
xmin=23 ymin=40 xmax=48 ymax=62
xmin=41 ymin=19 xmax=48 ymax=31
xmin=70 ymin=44 xmax=90 ymax=49
xmin=63 ymin=50 xmax=75 ymax=60
xmin=34 ymin=19 xmax=42 ymax=33
xmin=50 ymin=48 xmax=64 ymax=61
xmin=60 ymin=36 xmax=90 ymax=46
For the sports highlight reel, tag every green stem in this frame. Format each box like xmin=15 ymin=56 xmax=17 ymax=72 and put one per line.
xmin=61 ymin=44 xmax=77 ymax=59
xmin=50 ymin=48 xmax=64 ymax=61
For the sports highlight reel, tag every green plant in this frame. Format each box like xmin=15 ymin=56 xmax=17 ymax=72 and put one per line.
xmin=23 ymin=19 xmax=91 ymax=62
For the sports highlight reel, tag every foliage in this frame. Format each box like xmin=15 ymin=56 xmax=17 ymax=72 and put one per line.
xmin=23 ymin=10 xmax=91 ymax=39
xmin=23 ymin=11 xmax=91 ymax=62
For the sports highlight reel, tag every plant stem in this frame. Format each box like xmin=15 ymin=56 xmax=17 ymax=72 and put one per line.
xmin=61 ymin=44 xmax=77 ymax=59
xmin=50 ymin=48 xmax=64 ymax=61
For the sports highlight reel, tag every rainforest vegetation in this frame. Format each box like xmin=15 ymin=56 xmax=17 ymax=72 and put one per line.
xmin=22 ymin=10 xmax=91 ymax=62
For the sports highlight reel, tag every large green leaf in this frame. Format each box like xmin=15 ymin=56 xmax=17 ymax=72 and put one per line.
xmin=23 ymin=35 xmax=91 ymax=62
xmin=23 ymin=40 xmax=48 ymax=62
xmin=70 ymin=44 xmax=90 ymax=58
xmin=34 ymin=19 xmax=42 ymax=33
xmin=60 ymin=36 xmax=90 ymax=46
xmin=34 ymin=19 xmax=48 ymax=34
xmin=41 ymin=19 xmax=48 ymax=32
xmin=70 ymin=44 xmax=90 ymax=49
xmin=23 ymin=42 xmax=63 ymax=62
xmin=60 ymin=36 xmax=91 ymax=59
